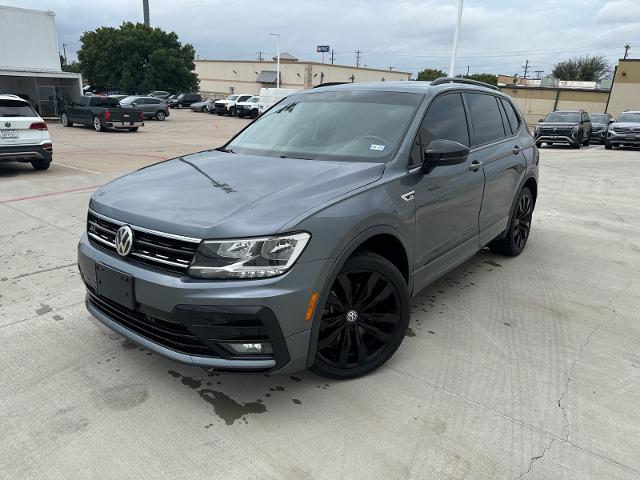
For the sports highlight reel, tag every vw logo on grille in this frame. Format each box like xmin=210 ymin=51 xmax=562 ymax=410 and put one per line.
xmin=4 ymin=121 xmax=10 ymax=128
xmin=115 ymin=225 xmax=134 ymax=256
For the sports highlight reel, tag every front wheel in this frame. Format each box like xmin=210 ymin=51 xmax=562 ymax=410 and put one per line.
xmin=605 ymin=141 xmax=613 ymax=150
xmin=93 ymin=116 xmax=103 ymax=132
xmin=572 ymin=134 xmax=582 ymax=149
xmin=229 ymin=107 xmax=236 ymax=116
xmin=156 ymin=110 xmax=166 ymax=121
xmin=311 ymin=251 xmax=410 ymax=379
xmin=489 ymin=187 xmax=534 ymax=257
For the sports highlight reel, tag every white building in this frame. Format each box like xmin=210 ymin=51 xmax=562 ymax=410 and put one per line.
xmin=0 ymin=5 xmax=82 ymax=116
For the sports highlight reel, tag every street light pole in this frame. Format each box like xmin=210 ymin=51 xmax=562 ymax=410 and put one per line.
xmin=270 ymin=33 xmax=280 ymax=89
xmin=448 ymin=0 xmax=464 ymax=77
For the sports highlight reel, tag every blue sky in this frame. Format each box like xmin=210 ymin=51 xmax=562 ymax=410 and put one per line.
xmin=3 ymin=0 xmax=639 ymax=77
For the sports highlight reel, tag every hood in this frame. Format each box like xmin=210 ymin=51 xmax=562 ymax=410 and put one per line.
xmin=538 ymin=122 xmax=579 ymax=128
xmin=611 ymin=122 xmax=640 ymax=130
xmin=90 ymin=151 xmax=384 ymax=239
xmin=590 ymin=122 xmax=606 ymax=128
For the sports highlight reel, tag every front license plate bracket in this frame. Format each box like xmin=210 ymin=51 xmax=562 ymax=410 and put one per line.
xmin=95 ymin=263 xmax=135 ymax=309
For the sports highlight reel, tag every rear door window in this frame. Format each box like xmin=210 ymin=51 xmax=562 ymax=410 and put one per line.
xmin=464 ymin=93 xmax=507 ymax=146
xmin=91 ymin=97 xmax=120 ymax=108
xmin=0 ymin=99 xmax=37 ymax=117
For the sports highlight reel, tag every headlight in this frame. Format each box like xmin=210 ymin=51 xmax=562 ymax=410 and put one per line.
xmin=534 ymin=126 xmax=540 ymax=133
xmin=188 ymin=232 xmax=310 ymax=279
xmin=572 ymin=125 xmax=579 ymax=131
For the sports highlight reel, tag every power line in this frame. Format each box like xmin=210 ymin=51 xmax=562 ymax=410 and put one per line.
xmin=521 ymin=59 xmax=530 ymax=79
xmin=355 ymin=50 xmax=362 ymax=68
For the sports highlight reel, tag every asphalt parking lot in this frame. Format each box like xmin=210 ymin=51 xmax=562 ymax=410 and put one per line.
xmin=1 ymin=110 xmax=639 ymax=479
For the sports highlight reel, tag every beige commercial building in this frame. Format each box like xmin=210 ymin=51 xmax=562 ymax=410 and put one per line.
xmin=606 ymin=59 xmax=640 ymax=117
xmin=195 ymin=53 xmax=411 ymax=97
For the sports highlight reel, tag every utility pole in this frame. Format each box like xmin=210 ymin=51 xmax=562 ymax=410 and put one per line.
xmin=270 ymin=33 xmax=280 ymax=89
xmin=389 ymin=67 xmax=394 ymax=71
xmin=256 ymin=51 xmax=264 ymax=61
xmin=534 ymin=69 xmax=544 ymax=79
xmin=330 ymin=50 xmax=335 ymax=65
xmin=142 ymin=0 xmax=150 ymax=27
xmin=62 ymin=43 xmax=68 ymax=64
xmin=624 ymin=43 xmax=631 ymax=59
xmin=355 ymin=50 xmax=362 ymax=68
xmin=522 ymin=59 xmax=530 ymax=79
xmin=466 ymin=65 xmax=470 ymax=76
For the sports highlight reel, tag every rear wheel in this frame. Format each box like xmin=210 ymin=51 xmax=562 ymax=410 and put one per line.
xmin=93 ymin=116 xmax=103 ymax=132
xmin=311 ymin=251 xmax=410 ymax=379
xmin=572 ymin=133 xmax=582 ymax=149
xmin=31 ymin=158 xmax=51 ymax=170
xmin=229 ymin=106 xmax=236 ymax=116
xmin=128 ymin=127 xmax=138 ymax=132
xmin=605 ymin=141 xmax=613 ymax=150
xmin=155 ymin=111 xmax=166 ymax=121
xmin=60 ymin=112 xmax=73 ymax=127
xmin=489 ymin=187 xmax=534 ymax=257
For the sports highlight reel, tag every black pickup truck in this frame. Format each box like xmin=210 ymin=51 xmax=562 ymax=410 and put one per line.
xmin=60 ymin=96 xmax=144 ymax=132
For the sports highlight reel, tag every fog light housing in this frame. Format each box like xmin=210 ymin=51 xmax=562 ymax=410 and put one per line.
xmin=225 ymin=342 xmax=273 ymax=355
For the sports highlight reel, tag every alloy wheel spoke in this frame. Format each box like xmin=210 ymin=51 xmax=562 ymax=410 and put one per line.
xmin=325 ymin=289 xmax=348 ymax=313
xmin=320 ymin=314 xmax=345 ymax=329
xmin=360 ymin=323 xmax=394 ymax=343
xmin=355 ymin=272 xmax=380 ymax=309
xmin=354 ymin=326 xmax=367 ymax=366
xmin=318 ymin=324 xmax=346 ymax=350
xmin=337 ymin=274 xmax=354 ymax=307
xmin=361 ymin=282 xmax=394 ymax=312
xmin=338 ymin=326 xmax=352 ymax=368
xmin=360 ymin=312 xmax=400 ymax=325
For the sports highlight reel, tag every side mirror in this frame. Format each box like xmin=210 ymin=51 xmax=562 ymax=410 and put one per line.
xmin=538 ymin=118 xmax=544 ymax=123
xmin=131 ymin=102 xmax=137 ymax=107
xmin=609 ymin=119 xmax=614 ymax=123
xmin=423 ymin=139 xmax=470 ymax=169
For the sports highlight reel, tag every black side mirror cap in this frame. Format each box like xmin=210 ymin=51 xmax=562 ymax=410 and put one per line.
xmin=609 ymin=119 xmax=614 ymax=123
xmin=423 ymin=139 xmax=470 ymax=170
xmin=538 ymin=118 xmax=545 ymax=123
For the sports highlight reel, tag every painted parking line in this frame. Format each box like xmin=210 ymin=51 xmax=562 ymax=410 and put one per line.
xmin=0 ymin=184 xmax=102 ymax=203
xmin=52 ymin=161 xmax=102 ymax=174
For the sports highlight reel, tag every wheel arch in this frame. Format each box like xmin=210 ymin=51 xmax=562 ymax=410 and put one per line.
xmin=305 ymin=225 xmax=412 ymax=367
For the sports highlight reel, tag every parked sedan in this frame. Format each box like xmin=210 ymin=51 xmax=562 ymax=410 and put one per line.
xmin=120 ymin=96 xmax=170 ymax=121
xmin=190 ymin=98 xmax=217 ymax=112
xmin=588 ymin=113 xmax=612 ymax=144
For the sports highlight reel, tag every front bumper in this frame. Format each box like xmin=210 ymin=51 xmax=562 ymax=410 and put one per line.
xmin=607 ymin=132 xmax=640 ymax=145
xmin=590 ymin=130 xmax=607 ymax=142
xmin=77 ymin=233 xmax=323 ymax=374
xmin=534 ymin=132 xmax=578 ymax=145
xmin=0 ymin=143 xmax=52 ymax=163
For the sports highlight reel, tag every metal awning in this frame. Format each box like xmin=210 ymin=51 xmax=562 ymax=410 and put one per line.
xmin=256 ymin=70 xmax=278 ymax=84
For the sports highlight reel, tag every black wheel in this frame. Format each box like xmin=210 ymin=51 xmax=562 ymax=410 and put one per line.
xmin=535 ymin=141 xmax=542 ymax=148
xmin=93 ymin=116 xmax=103 ymax=132
xmin=156 ymin=111 xmax=166 ymax=121
xmin=311 ymin=251 xmax=410 ymax=379
xmin=31 ymin=158 xmax=51 ymax=170
xmin=583 ymin=134 xmax=590 ymax=146
xmin=230 ymin=106 xmax=236 ymax=116
xmin=177 ymin=103 xmax=183 ymax=109
xmin=252 ymin=109 xmax=259 ymax=118
xmin=128 ymin=127 xmax=138 ymax=132
xmin=489 ymin=187 xmax=534 ymax=257
xmin=605 ymin=141 xmax=613 ymax=150
xmin=572 ymin=134 xmax=581 ymax=149
xmin=60 ymin=112 xmax=73 ymax=127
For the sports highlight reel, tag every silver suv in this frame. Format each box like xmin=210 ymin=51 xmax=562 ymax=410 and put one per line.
xmin=78 ymin=79 xmax=539 ymax=379
xmin=606 ymin=110 xmax=640 ymax=149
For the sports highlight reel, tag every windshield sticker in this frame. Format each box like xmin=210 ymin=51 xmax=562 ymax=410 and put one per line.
xmin=369 ymin=144 xmax=386 ymax=151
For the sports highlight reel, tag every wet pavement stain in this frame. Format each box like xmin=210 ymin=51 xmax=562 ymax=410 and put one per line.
xmin=198 ymin=389 xmax=266 ymax=425
xmin=35 ymin=303 xmax=52 ymax=315
xmin=289 ymin=376 xmax=302 ymax=382
xmin=406 ymin=327 xmax=416 ymax=337
xmin=53 ymin=314 xmax=64 ymax=321
xmin=167 ymin=370 xmax=181 ymax=378
xmin=292 ymin=398 xmax=302 ymax=405
xmin=484 ymin=260 xmax=503 ymax=268
xmin=181 ymin=376 xmax=202 ymax=389
xmin=122 ymin=340 xmax=139 ymax=350
xmin=428 ymin=330 xmax=436 ymax=335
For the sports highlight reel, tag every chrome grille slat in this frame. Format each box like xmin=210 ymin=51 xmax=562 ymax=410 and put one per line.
xmin=87 ymin=211 xmax=201 ymax=274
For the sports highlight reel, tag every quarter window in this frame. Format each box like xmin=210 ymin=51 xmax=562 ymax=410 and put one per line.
xmin=465 ymin=93 xmax=506 ymax=146
xmin=500 ymin=98 xmax=520 ymax=135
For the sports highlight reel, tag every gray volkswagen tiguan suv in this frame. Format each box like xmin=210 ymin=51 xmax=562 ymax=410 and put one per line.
xmin=78 ymin=78 xmax=539 ymax=379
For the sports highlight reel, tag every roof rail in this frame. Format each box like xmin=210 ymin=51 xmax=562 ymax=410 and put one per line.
xmin=431 ymin=77 xmax=501 ymax=91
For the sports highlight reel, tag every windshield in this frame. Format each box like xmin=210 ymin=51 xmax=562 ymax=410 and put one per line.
xmin=545 ymin=112 xmax=581 ymax=123
xmin=119 ymin=96 xmax=137 ymax=105
xmin=617 ymin=112 xmax=640 ymax=123
xmin=0 ymin=99 xmax=36 ymax=117
xmin=589 ymin=114 xmax=608 ymax=124
xmin=227 ymin=90 xmax=422 ymax=162
xmin=226 ymin=95 xmax=239 ymax=101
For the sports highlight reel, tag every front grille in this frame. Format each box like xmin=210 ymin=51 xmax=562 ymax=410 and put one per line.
xmin=540 ymin=127 xmax=572 ymax=135
xmin=88 ymin=291 xmax=212 ymax=355
xmin=87 ymin=210 xmax=200 ymax=274
xmin=613 ymin=127 xmax=640 ymax=134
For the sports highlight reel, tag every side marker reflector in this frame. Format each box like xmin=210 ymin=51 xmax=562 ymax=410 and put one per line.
xmin=305 ymin=292 xmax=319 ymax=321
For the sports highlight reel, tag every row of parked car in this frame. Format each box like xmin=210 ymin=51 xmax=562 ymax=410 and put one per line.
xmin=534 ymin=110 xmax=640 ymax=149
xmin=188 ymin=89 xmax=299 ymax=119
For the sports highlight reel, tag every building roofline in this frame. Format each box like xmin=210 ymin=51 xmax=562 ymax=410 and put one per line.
xmin=0 ymin=4 xmax=55 ymax=16
xmin=194 ymin=59 xmax=411 ymax=75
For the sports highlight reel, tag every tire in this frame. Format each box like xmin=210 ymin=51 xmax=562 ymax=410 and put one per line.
xmin=583 ymin=134 xmax=590 ymax=146
xmin=31 ymin=158 xmax=51 ymax=170
xmin=572 ymin=133 xmax=581 ymax=149
xmin=229 ymin=107 xmax=236 ymax=117
xmin=128 ymin=127 xmax=138 ymax=132
xmin=177 ymin=103 xmax=183 ymax=109
xmin=155 ymin=110 xmax=166 ymax=121
xmin=311 ymin=251 xmax=410 ymax=380
xmin=535 ymin=141 xmax=542 ymax=148
xmin=489 ymin=187 xmax=534 ymax=257
xmin=252 ymin=109 xmax=259 ymax=118
xmin=60 ymin=112 xmax=73 ymax=127
xmin=93 ymin=116 xmax=103 ymax=132
xmin=605 ymin=141 xmax=613 ymax=150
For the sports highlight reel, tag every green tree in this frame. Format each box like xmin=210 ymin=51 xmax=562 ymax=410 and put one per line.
xmin=59 ymin=55 xmax=81 ymax=74
xmin=417 ymin=68 xmax=447 ymax=81
xmin=77 ymin=22 xmax=198 ymax=93
xmin=458 ymin=73 xmax=497 ymax=86
xmin=551 ymin=55 xmax=611 ymax=81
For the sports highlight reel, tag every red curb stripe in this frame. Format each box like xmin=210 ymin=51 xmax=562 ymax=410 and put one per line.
xmin=0 ymin=184 xmax=102 ymax=203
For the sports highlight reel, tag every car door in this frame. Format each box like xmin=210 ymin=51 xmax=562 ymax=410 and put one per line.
xmin=141 ymin=98 xmax=155 ymax=117
xmin=464 ymin=93 xmax=528 ymax=246
xmin=410 ymin=92 xmax=485 ymax=290
xmin=68 ymin=97 xmax=87 ymax=124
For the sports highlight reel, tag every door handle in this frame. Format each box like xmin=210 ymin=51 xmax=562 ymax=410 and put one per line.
xmin=469 ymin=160 xmax=483 ymax=172
xmin=513 ymin=145 xmax=521 ymax=154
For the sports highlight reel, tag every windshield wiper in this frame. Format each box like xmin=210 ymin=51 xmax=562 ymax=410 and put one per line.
xmin=216 ymin=147 xmax=235 ymax=153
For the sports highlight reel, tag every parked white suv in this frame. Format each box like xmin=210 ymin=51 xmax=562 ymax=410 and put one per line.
xmin=0 ymin=94 xmax=52 ymax=170
xmin=213 ymin=94 xmax=253 ymax=116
